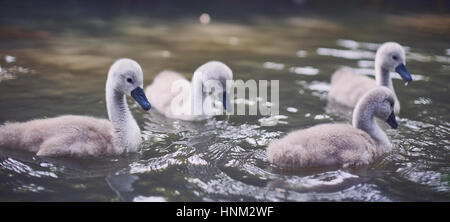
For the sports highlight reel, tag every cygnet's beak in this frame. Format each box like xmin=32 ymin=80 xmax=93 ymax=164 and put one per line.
xmin=395 ymin=63 xmax=412 ymax=82
xmin=131 ymin=87 xmax=151 ymax=111
xmin=386 ymin=112 xmax=398 ymax=129
xmin=222 ymin=91 xmax=231 ymax=113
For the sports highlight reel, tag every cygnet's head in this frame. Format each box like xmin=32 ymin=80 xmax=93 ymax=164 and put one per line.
xmin=194 ymin=61 xmax=233 ymax=112
xmin=376 ymin=42 xmax=412 ymax=82
xmin=107 ymin=58 xmax=151 ymax=111
xmin=355 ymin=86 xmax=398 ymax=129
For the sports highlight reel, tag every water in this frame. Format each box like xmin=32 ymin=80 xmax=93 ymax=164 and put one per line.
xmin=0 ymin=1 xmax=449 ymax=201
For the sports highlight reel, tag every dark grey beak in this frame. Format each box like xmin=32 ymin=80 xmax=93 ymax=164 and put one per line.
xmin=131 ymin=87 xmax=151 ymax=111
xmin=386 ymin=112 xmax=398 ymax=129
xmin=395 ymin=63 xmax=412 ymax=82
xmin=223 ymin=91 xmax=231 ymax=112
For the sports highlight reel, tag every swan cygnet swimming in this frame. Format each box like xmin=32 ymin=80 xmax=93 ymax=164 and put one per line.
xmin=0 ymin=58 xmax=151 ymax=157
xmin=267 ymin=86 xmax=399 ymax=168
xmin=329 ymin=42 xmax=412 ymax=114
xmin=145 ymin=61 xmax=233 ymax=121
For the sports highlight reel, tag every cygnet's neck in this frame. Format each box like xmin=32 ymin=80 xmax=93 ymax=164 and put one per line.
xmin=375 ymin=63 xmax=391 ymax=86
xmin=106 ymin=82 xmax=141 ymax=152
xmin=352 ymin=100 xmax=391 ymax=151
xmin=375 ymin=61 xmax=401 ymax=113
xmin=375 ymin=60 xmax=398 ymax=97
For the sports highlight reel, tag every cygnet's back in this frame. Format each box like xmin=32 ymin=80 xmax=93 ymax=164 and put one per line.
xmin=0 ymin=115 xmax=114 ymax=156
xmin=267 ymin=123 xmax=377 ymax=168
xmin=329 ymin=68 xmax=377 ymax=108
xmin=145 ymin=70 xmax=190 ymax=119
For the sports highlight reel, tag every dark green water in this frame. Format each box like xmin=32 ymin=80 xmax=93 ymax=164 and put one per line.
xmin=0 ymin=0 xmax=449 ymax=201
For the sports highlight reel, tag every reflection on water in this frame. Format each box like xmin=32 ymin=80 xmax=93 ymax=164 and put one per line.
xmin=289 ymin=66 xmax=319 ymax=75
xmin=0 ymin=1 xmax=449 ymax=201
xmin=0 ymin=55 xmax=35 ymax=82
xmin=317 ymin=47 xmax=375 ymax=60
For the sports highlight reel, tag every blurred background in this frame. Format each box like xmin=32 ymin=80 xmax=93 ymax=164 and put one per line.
xmin=0 ymin=0 xmax=449 ymax=201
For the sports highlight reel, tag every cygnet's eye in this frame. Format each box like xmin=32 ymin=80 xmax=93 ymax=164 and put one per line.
xmin=392 ymin=55 xmax=398 ymax=61
xmin=126 ymin=78 xmax=133 ymax=83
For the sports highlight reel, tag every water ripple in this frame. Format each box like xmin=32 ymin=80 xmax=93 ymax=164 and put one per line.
xmin=317 ymin=48 xmax=375 ymax=60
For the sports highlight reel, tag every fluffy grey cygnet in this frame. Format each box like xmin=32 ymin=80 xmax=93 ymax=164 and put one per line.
xmin=267 ymin=86 xmax=399 ymax=168
xmin=145 ymin=61 xmax=233 ymax=121
xmin=0 ymin=58 xmax=151 ymax=157
xmin=329 ymin=42 xmax=412 ymax=114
